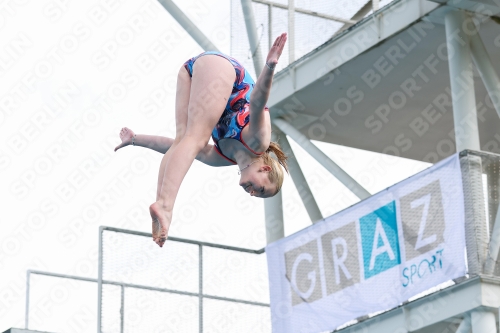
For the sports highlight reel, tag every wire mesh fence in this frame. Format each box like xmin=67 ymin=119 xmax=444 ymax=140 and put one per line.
xmin=229 ymin=0 xmax=398 ymax=78
xmin=460 ymin=150 xmax=500 ymax=277
xmin=97 ymin=227 xmax=269 ymax=333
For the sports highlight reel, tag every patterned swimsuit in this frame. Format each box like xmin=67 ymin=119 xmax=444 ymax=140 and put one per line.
xmin=183 ymin=51 xmax=269 ymax=164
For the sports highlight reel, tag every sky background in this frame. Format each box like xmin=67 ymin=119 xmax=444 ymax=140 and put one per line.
xmin=0 ymin=0 xmax=430 ymax=331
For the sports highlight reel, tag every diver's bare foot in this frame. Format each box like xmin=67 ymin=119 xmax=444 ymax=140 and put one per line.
xmin=114 ymin=127 xmax=135 ymax=151
xmin=149 ymin=201 xmax=171 ymax=247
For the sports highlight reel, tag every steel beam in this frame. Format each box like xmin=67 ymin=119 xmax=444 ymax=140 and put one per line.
xmin=265 ymin=193 xmax=284 ymax=244
xmin=274 ymin=118 xmax=371 ymax=200
xmin=288 ymin=0 xmax=295 ymax=63
xmin=278 ymin=132 xmax=323 ymax=223
xmin=120 ymin=285 xmax=124 ymax=333
xmin=470 ymin=22 xmax=500 ymax=120
xmin=446 ymin=12 xmax=487 ymax=275
xmin=157 ymin=0 xmax=220 ymax=52
xmin=25 ymin=271 xmax=30 ymax=329
xmin=199 ymin=245 xmax=203 ymax=333
xmin=98 ymin=226 xmax=103 ymax=333
xmin=268 ymin=4 xmax=272 ymax=50
xmin=253 ymin=0 xmax=356 ymax=24
xmin=241 ymin=0 xmax=265 ymax=74
xmin=334 ymin=1 xmax=372 ymax=36
xmin=265 ymin=129 xmax=285 ymax=244
xmin=445 ymin=10 xmax=480 ymax=152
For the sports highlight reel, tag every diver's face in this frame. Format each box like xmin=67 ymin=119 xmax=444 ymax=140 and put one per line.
xmin=239 ymin=164 xmax=276 ymax=198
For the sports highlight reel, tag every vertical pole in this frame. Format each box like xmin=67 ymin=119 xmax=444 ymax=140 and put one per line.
xmin=288 ymin=0 xmax=295 ymax=63
xmin=268 ymin=4 xmax=272 ymax=50
xmin=471 ymin=310 xmax=496 ymax=333
xmin=199 ymin=244 xmax=203 ymax=333
xmin=265 ymin=194 xmax=284 ymax=244
xmin=446 ymin=11 xmax=487 ymax=276
xmin=265 ymin=130 xmax=284 ymax=244
xmin=278 ymin=132 xmax=323 ymax=223
xmin=372 ymin=0 xmax=380 ymax=11
xmin=98 ymin=226 xmax=103 ymax=333
xmin=241 ymin=0 xmax=264 ymax=74
xmin=120 ymin=285 xmax=124 ymax=333
xmin=445 ymin=10 xmax=480 ymax=152
xmin=25 ymin=270 xmax=30 ymax=329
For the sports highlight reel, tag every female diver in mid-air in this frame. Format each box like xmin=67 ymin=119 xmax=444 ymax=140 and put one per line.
xmin=115 ymin=33 xmax=289 ymax=247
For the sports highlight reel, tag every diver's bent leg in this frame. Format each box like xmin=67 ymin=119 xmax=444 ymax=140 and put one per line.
xmin=151 ymin=55 xmax=235 ymax=247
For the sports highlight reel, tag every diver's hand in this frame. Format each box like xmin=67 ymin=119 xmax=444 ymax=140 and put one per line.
xmin=266 ymin=33 xmax=287 ymax=68
xmin=114 ymin=127 xmax=135 ymax=151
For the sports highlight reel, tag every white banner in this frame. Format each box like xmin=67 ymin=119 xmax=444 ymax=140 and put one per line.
xmin=266 ymin=154 xmax=466 ymax=333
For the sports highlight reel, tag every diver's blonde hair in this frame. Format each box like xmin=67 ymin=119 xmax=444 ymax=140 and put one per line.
xmin=261 ymin=141 xmax=289 ymax=195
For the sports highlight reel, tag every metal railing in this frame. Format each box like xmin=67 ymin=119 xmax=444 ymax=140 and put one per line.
xmin=24 ymin=227 xmax=268 ymax=333
xmin=97 ymin=226 xmax=268 ymax=333
xmin=25 ymin=270 xmax=98 ymax=330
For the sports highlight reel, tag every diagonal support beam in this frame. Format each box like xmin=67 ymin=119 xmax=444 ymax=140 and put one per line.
xmin=333 ymin=0 xmax=372 ymax=37
xmin=241 ymin=0 xmax=265 ymax=74
xmin=273 ymin=118 xmax=371 ymax=200
xmin=157 ymin=0 xmax=220 ymax=52
xmin=455 ymin=314 xmax=471 ymax=333
xmin=278 ymin=130 xmax=323 ymax=223
xmin=470 ymin=21 xmax=500 ymax=120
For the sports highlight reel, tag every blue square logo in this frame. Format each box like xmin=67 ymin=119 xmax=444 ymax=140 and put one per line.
xmin=360 ymin=201 xmax=401 ymax=279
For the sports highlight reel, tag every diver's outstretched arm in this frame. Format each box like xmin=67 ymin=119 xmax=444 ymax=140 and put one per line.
xmin=114 ymin=127 xmax=234 ymax=167
xmin=114 ymin=127 xmax=174 ymax=154
xmin=248 ymin=33 xmax=287 ymax=141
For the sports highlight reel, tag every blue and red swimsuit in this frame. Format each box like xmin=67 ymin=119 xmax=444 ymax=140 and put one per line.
xmin=183 ymin=51 xmax=269 ymax=164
